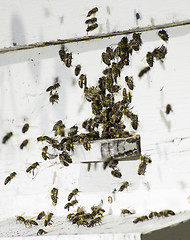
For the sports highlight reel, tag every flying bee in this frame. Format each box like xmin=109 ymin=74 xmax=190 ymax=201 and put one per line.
xmin=4 ymin=172 xmax=16 ymax=185
xmin=85 ymin=17 xmax=97 ymax=25
xmin=36 ymin=211 xmax=46 ymax=220
xmin=149 ymin=211 xmax=159 ymax=219
xmin=86 ymin=7 xmax=98 ymax=17
xmin=64 ymin=202 xmax=72 ymax=211
xmin=46 ymin=82 xmax=60 ymax=92
xmin=49 ymin=93 xmax=59 ymax=104
xmin=158 ymin=29 xmax=169 ymax=41
xmin=37 ymin=229 xmax=47 ymax=235
xmin=20 ymin=139 xmax=29 ymax=149
xmin=121 ymin=209 xmax=134 ymax=215
xmin=146 ymin=52 xmax=154 ymax=67
xmin=111 ymin=169 xmax=122 ymax=178
xmin=102 ymin=52 xmax=111 ymax=66
xmin=26 ymin=162 xmax=39 ymax=175
xmin=86 ymin=23 xmax=98 ymax=33
xmin=140 ymin=155 xmax=152 ymax=163
xmin=16 ymin=216 xmax=25 ymax=223
xmin=125 ymin=76 xmax=134 ymax=90
xmin=68 ymin=125 xmax=78 ymax=136
xmin=138 ymin=66 xmax=150 ymax=78
xmin=68 ymin=188 xmax=79 ymax=201
xmin=44 ymin=213 xmax=54 ymax=227
xmin=2 ymin=132 xmax=13 ymax=144
xmin=74 ymin=64 xmax=81 ymax=76
xmin=158 ymin=209 xmax=175 ymax=217
xmin=70 ymin=199 xmax=78 ymax=207
xmin=166 ymin=104 xmax=173 ymax=114
xmin=22 ymin=123 xmax=29 ymax=133
xmin=133 ymin=215 xmax=149 ymax=223
xmin=138 ymin=161 xmax=147 ymax=175
xmin=118 ymin=181 xmax=129 ymax=192
xmin=51 ymin=187 xmax=58 ymax=206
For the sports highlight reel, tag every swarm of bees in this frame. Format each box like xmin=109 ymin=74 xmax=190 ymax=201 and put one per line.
xmin=86 ymin=7 xmax=98 ymax=33
xmin=133 ymin=209 xmax=175 ymax=223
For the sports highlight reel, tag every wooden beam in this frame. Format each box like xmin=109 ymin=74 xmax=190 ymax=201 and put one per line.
xmin=0 ymin=19 xmax=190 ymax=54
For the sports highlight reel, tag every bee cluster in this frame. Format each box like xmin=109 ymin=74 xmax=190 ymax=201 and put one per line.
xmin=133 ymin=209 xmax=175 ymax=224
xmin=2 ymin=20 xmax=176 ymax=235
xmin=86 ymin=7 xmax=99 ymax=33
xmin=16 ymin=211 xmax=54 ymax=235
xmin=67 ymin=205 xmax=105 ymax=228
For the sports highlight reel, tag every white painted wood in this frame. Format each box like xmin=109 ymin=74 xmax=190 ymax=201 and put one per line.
xmin=0 ymin=0 xmax=190 ymax=48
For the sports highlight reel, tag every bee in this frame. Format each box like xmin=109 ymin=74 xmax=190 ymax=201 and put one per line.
xmin=86 ymin=23 xmax=98 ymax=33
xmin=138 ymin=66 xmax=150 ymax=78
xmin=65 ymin=139 xmax=74 ymax=151
xmin=166 ymin=104 xmax=173 ymax=114
xmin=88 ymin=217 xmax=102 ymax=227
xmin=108 ymin=196 xmax=113 ymax=204
xmin=2 ymin=132 xmax=13 ymax=144
xmin=149 ymin=211 xmax=159 ymax=219
xmin=82 ymin=137 xmax=91 ymax=151
xmin=107 ymin=84 xmax=121 ymax=93
xmin=78 ymin=74 xmax=87 ymax=89
xmin=140 ymin=155 xmax=152 ymax=163
xmin=131 ymin=115 xmax=138 ymax=130
xmin=49 ymin=93 xmax=59 ymax=104
xmin=67 ymin=213 xmax=75 ymax=221
xmin=70 ymin=199 xmax=78 ymax=207
xmin=158 ymin=29 xmax=169 ymax=41
xmin=68 ymin=188 xmax=79 ymax=202
xmin=102 ymin=52 xmax=111 ymax=66
xmin=22 ymin=123 xmax=29 ymax=133
xmin=77 ymin=219 xmax=88 ymax=227
xmin=158 ymin=209 xmax=175 ymax=217
xmin=36 ymin=211 xmax=46 ymax=220
xmin=133 ymin=215 xmax=149 ymax=223
xmin=74 ymin=64 xmax=81 ymax=76
xmin=52 ymin=120 xmax=65 ymax=137
xmin=129 ymin=33 xmax=142 ymax=51
xmin=86 ymin=7 xmax=98 ymax=17
xmin=24 ymin=219 xmax=38 ymax=227
xmin=118 ymin=181 xmax=129 ymax=192
xmin=64 ymin=202 xmax=72 ymax=211
xmin=44 ymin=213 xmax=54 ymax=227
xmin=111 ymin=169 xmax=122 ymax=178
xmin=26 ymin=162 xmax=39 ymax=175
xmin=152 ymin=45 xmax=167 ymax=60
xmin=64 ymin=53 xmax=72 ymax=68
xmin=20 ymin=139 xmax=29 ymax=149
xmin=68 ymin=125 xmax=78 ymax=137
xmin=146 ymin=52 xmax=154 ymax=67
xmin=121 ymin=209 xmax=134 ymax=215
xmin=85 ymin=17 xmax=97 ymax=25
xmin=103 ymin=158 xmax=118 ymax=170
xmin=16 ymin=216 xmax=25 ymax=223
xmin=138 ymin=161 xmax=147 ymax=175
xmin=76 ymin=206 xmax=85 ymax=215
xmin=106 ymin=47 xmax=114 ymax=60
xmin=37 ymin=229 xmax=47 ymax=235
xmin=125 ymin=76 xmax=134 ymax=90
xmin=4 ymin=172 xmax=16 ymax=185
xmin=46 ymin=82 xmax=60 ymax=93
xmin=51 ymin=187 xmax=58 ymax=206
